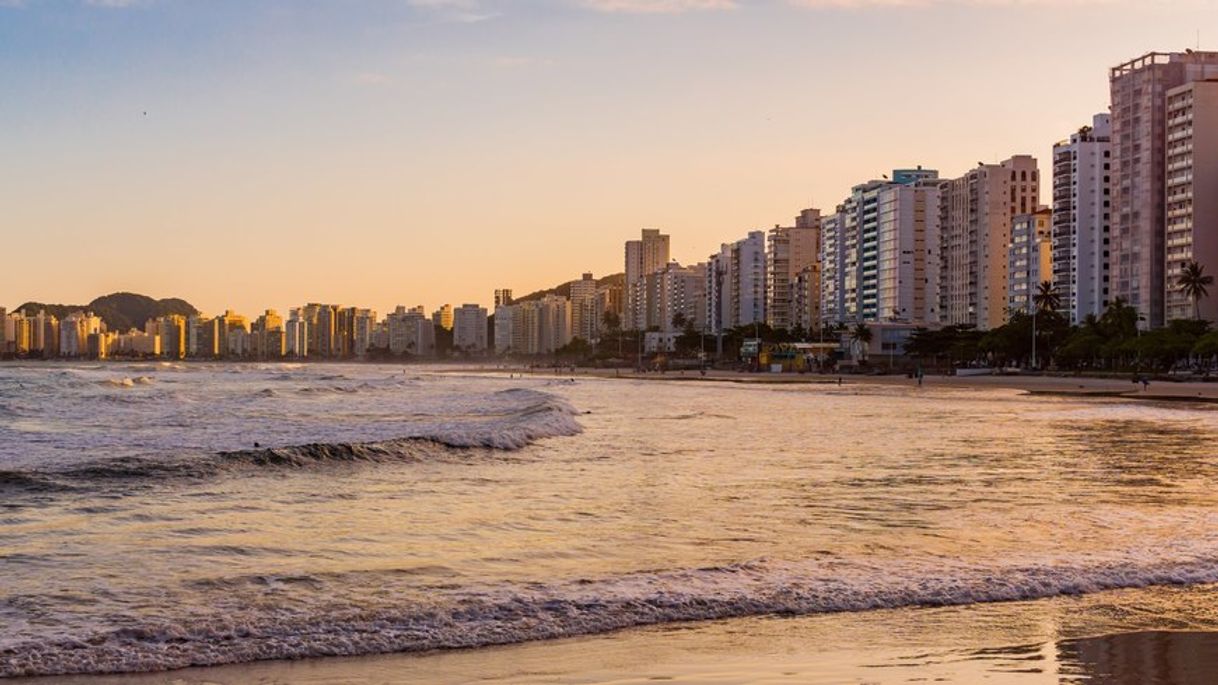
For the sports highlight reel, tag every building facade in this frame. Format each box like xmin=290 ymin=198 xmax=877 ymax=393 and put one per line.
xmin=1052 ymin=114 xmax=1112 ymax=325
xmin=939 ymin=156 xmax=1040 ymax=330
xmin=1110 ymin=51 xmax=1218 ymax=328
xmin=624 ymin=228 xmax=670 ymax=330
xmin=1164 ymin=79 xmax=1218 ymax=322
xmin=452 ymin=304 xmax=488 ymax=353
xmin=766 ymin=210 xmax=821 ymax=331
xmin=1008 ymin=209 xmax=1054 ymax=315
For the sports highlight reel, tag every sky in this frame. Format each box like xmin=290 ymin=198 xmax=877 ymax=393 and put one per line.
xmin=2 ymin=0 xmax=1216 ymax=316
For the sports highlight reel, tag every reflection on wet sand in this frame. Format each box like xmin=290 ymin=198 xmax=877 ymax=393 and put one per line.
xmin=1059 ymin=631 xmax=1218 ymax=684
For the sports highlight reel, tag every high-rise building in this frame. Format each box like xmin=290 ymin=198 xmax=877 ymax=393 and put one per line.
xmin=766 ymin=210 xmax=821 ymax=331
xmin=432 ymin=304 xmax=454 ymax=332
xmin=939 ymin=156 xmax=1040 ymax=330
xmin=10 ymin=313 xmax=32 ymax=356
xmin=336 ymin=307 xmax=356 ymax=358
xmin=506 ymin=296 xmax=572 ymax=354
xmin=792 ymin=264 xmax=821 ymax=334
xmin=1165 ymin=79 xmax=1218 ymax=322
xmin=624 ymin=228 xmax=670 ymax=330
xmin=57 ymin=311 xmax=102 ymax=358
xmin=732 ymin=232 xmax=766 ymax=330
xmin=876 ymin=179 xmax=941 ymax=325
xmin=313 ymin=305 xmax=336 ymax=357
xmin=1008 ymin=209 xmax=1054 ymax=315
xmin=646 ymin=262 xmax=706 ymax=333
xmin=706 ymin=231 xmax=766 ymax=334
xmin=819 ymin=169 xmax=940 ymax=327
xmin=249 ymin=310 xmax=284 ymax=359
xmin=28 ymin=310 xmax=59 ymax=358
xmin=387 ymin=306 xmax=435 ymax=357
xmin=494 ymin=289 xmax=514 ymax=308
xmin=1110 ymin=51 xmax=1218 ymax=328
xmin=351 ymin=309 xmax=376 ymax=357
xmin=819 ymin=211 xmax=845 ymax=327
xmin=1052 ymin=114 xmax=1113 ymax=325
xmin=596 ymin=283 xmax=623 ymax=327
xmin=159 ymin=314 xmax=188 ymax=360
xmin=286 ymin=309 xmax=309 ymax=358
xmin=452 ymin=304 xmax=488 ymax=353
xmin=188 ymin=315 xmax=220 ymax=358
xmin=219 ymin=310 xmax=249 ymax=358
xmin=569 ymin=273 xmax=599 ymax=342
xmin=494 ymin=304 xmax=515 ymax=354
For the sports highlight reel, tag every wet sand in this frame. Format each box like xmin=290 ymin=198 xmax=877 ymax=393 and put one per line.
xmin=24 ymin=590 xmax=1218 ymax=684
xmin=458 ymin=365 xmax=1218 ymax=403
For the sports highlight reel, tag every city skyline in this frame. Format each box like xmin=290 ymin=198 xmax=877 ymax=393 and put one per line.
xmin=4 ymin=1 xmax=1217 ymax=314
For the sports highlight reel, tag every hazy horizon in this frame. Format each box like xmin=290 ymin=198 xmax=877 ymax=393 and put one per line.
xmin=4 ymin=0 xmax=1216 ymax=315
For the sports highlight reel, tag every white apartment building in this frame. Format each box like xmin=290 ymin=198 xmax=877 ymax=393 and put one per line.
xmin=569 ymin=273 xmax=599 ymax=342
xmin=876 ymin=180 xmax=941 ymax=325
xmin=452 ymin=304 xmax=488 ymax=353
xmin=706 ymin=231 xmax=766 ymax=334
xmin=1052 ymin=114 xmax=1112 ymax=324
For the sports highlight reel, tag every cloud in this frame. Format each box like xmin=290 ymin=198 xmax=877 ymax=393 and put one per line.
xmin=580 ymin=0 xmax=736 ymax=11
xmin=84 ymin=0 xmax=147 ymax=6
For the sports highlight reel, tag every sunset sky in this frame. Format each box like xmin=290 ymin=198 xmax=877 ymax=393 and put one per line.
xmin=2 ymin=0 xmax=1215 ymax=315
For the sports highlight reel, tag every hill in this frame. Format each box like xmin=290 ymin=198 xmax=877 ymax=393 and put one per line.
xmin=15 ymin=292 xmax=198 ymax=332
xmin=513 ymin=273 xmax=625 ymax=304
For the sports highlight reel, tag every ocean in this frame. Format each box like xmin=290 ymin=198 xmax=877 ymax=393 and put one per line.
xmin=3 ymin=363 xmax=1218 ymax=682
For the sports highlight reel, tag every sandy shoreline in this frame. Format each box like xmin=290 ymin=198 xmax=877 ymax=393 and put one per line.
xmin=447 ymin=365 xmax=1218 ymax=403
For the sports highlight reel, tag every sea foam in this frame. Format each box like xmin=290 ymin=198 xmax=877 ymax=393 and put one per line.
xmin=4 ymin=548 xmax=1218 ymax=678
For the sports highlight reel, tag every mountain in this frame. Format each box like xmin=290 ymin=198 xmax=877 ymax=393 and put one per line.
xmin=513 ymin=273 xmax=625 ymax=304
xmin=15 ymin=292 xmax=198 ymax=332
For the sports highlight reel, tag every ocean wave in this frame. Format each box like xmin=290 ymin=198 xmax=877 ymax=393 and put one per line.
xmin=0 ymin=389 xmax=582 ymax=492
xmin=95 ymin=376 xmax=155 ymax=388
xmin=0 ymin=470 xmax=74 ymax=494
xmin=5 ymin=550 xmax=1218 ymax=678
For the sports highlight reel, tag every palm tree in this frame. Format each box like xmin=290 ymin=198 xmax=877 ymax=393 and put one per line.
xmin=1177 ymin=261 xmax=1214 ymax=321
xmin=851 ymin=323 xmax=872 ymax=361
xmin=1032 ymin=281 xmax=1061 ymax=314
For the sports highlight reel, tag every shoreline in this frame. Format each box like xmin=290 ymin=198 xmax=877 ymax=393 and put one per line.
xmin=444 ymin=365 xmax=1218 ymax=404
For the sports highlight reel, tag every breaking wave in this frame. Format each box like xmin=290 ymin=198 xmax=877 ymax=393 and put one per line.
xmin=96 ymin=376 xmax=155 ymax=388
xmin=0 ymin=389 xmax=582 ymax=491
xmin=5 ymin=549 xmax=1218 ymax=678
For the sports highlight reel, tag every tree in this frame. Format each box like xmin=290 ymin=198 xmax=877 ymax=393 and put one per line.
xmin=601 ymin=310 xmax=623 ymax=358
xmin=671 ymin=311 xmax=688 ymax=331
xmin=556 ymin=337 xmax=592 ymax=359
xmin=851 ymin=323 xmax=872 ymax=361
xmin=1033 ymin=281 xmax=1061 ymax=313
xmin=602 ymin=310 xmax=622 ymax=333
xmin=1177 ymin=261 xmax=1214 ymax=321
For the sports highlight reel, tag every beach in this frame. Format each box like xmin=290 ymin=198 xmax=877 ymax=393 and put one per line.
xmin=461 ymin=364 xmax=1218 ymax=402
xmin=6 ymin=363 xmax=1218 ymax=684
xmin=27 ymin=588 xmax=1218 ymax=684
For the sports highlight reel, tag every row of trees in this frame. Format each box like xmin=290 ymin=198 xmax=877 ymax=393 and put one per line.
xmin=905 ymin=262 xmax=1218 ymax=373
xmin=592 ymin=311 xmax=872 ymax=363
